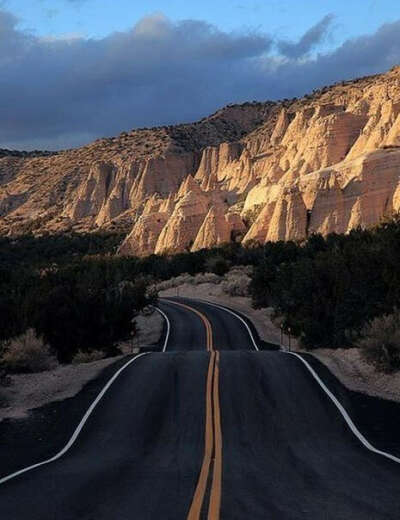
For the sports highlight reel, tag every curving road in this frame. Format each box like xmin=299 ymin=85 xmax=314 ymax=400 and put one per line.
xmin=0 ymin=297 xmax=399 ymax=519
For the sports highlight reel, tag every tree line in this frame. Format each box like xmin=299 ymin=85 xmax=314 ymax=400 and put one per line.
xmin=1 ymin=218 xmax=400 ymax=365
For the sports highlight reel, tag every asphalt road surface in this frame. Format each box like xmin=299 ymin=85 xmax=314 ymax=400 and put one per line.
xmin=1 ymin=297 xmax=399 ymax=519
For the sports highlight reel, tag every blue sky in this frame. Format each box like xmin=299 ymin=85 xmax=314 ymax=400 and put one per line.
xmin=1 ymin=0 xmax=400 ymax=149
xmin=3 ymin=0 xmax=399 ymax=46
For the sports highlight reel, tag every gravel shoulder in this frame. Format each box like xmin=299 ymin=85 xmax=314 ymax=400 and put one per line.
xmin=310 ymin=347 xmax=400 ymax=403
xmin=301 ymin=354 xmax=400 ymax=458
xmin=0 ymin=356 xmax=126 ymax=421
xmin=0 ymin=355 xmax=134 ymax=479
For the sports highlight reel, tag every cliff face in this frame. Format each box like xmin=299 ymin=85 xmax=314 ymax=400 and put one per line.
xmin=1 ymin=66 xmax=400 ymax=254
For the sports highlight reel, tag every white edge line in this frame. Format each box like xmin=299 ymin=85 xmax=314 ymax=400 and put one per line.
xmin=287 ymin=351 xmax=400 ymax=465
xmin=0 ymin=352 xmax=150 ymax=485
xmin=153 ymin=306 xmax=170 ymax=352
xmin=175 ymin=297 xmax=259 ymax=352
xmin=163 ymin=297 xmax=400 ymax=466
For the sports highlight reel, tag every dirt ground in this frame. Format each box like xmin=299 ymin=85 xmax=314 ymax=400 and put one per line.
xmin=311 ymin=347 xmax=400 ymax=403
xmin=0 ymin=356 xmax=126 ymax=421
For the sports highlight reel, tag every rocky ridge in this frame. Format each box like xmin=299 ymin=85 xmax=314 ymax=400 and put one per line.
xmin=1 ymin=66 xmax=400 ymax=255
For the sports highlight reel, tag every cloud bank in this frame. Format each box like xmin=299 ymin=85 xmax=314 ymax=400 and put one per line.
xmin=0 ymin=10 xmax=400 ymax=149
xmin=277 ymin=14 xmax=334 ymax=59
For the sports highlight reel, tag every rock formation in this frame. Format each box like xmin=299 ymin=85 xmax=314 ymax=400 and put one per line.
xmin=1 ymin=66 xmax=400 ymax=255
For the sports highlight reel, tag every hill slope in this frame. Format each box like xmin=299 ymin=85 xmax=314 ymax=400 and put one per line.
xmin=1 ymin=66 xmax=400 ymax=255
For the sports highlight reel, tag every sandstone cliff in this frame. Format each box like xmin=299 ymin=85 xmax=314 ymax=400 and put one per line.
xmin=1 ymin=66 xmax=400 ymax=255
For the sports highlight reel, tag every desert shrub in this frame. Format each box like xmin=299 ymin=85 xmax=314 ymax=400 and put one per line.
xmin=193 ymin=272 xmax=222 ymax=285
xmin=228 ymin=265 xmax=253 ymax=276
xmin=72 ymin=350 xmax=105 ymax=364
xmin=1 ymin=329 xmax=58 ymax=373
xmin=221 ymin=270 xmax=251 ymax=296
xmin=155 ymin=271 xmax=223 ymax=291
xmin=155 ymin=279 xmax=174 ymax=291
xmin=155 ymin=273 xmax=195 ymax=291
xmin=174 ymin=273 xmax=194 ymax=285
xmin=356 ymin=311 xmax=400 ymax=372
xmin=205 ymin=255 xmax=230 ymax=276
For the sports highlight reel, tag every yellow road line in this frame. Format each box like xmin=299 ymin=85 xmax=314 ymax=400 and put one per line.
xmin=163 ymin=299 xmax=213 ymax=351
xmin=208 ymin=350 xmax=222 ymax=519
xmin=161 ymin=299 xmax=223 ymax=519
xmin=187 ymin=352 xmax=216 ymax=520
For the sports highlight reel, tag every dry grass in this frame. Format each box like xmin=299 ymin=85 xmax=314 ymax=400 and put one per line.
xmin=356 ymin=310 xmax=400 ymax=373
xmin=1 ymin=329 xmax=58 ymax=374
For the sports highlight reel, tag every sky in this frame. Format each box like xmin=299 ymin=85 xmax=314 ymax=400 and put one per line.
xmin=1 ymin=0 xmax=400 ymax=150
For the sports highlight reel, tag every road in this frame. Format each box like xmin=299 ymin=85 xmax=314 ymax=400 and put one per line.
xmin=0 ymin=297 xmax=399 ymax=519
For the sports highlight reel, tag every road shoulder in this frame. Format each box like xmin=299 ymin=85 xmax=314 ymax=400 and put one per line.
xmin=296 ymin=353 xmax=400 ymax=459
xmin=0 ymin=310 xmax=166 ymax=480
xmin=0 ymin=355 xmax=137 ymax=479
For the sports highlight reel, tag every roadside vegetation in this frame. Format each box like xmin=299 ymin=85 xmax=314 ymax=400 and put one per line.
xmin=154 ymin=216 xmax=400 ymax=371
xmin=249 ymin=219 xmax=400 ymax=356
xmin=355 ymin=310 xmax=400 ymax=373
xmin=155 ymin=265 xmax=252 ymax=298
xmin=0 ymin=233 xmax=156 ymax=377
xmin=1 ymin=329 xmax=57 ymax=373
xmin=2 ymin=218 xmax=400 ymax=376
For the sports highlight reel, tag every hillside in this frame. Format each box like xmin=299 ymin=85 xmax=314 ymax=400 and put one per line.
xmin=1 ymin=66 xmax=400 ymax=255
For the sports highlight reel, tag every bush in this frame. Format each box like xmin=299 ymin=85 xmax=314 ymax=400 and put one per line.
xmin=205 ymin=255 xmax=230 ymax=276
xmin=249 ymin=224 xmax=400 ymax=349
xmin=193 ymin=272 xmax=222 ymax=285
xmin=1 ymin=329 xmax=58 ymax=373
xmin=3 ymin=216 xmax=400 ymax=370
xmin=221 ymin=269 xmax=251 ymax=296
xmin=173 ymin=273 xmax=194 ymax=285
xmin=229 ymin=265 xmax=253 ymax=276
xmin=356 ymin=311 xmax=400 ymax=372
xmin=34 ymin=276 xmax=153 ymax=363
xmin=155 ymin=273 xmax=194 ymax=291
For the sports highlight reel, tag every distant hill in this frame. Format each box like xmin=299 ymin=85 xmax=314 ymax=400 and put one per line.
xmin=1 ymin=66 xmax=400 ymax=255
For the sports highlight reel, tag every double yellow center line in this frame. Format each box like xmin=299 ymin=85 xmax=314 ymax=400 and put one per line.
xmin=187 ymin=350 xmax=222 ymax=520
xmin=163 ymin=299 xmax=222 ymax=519
xmin=166 ymin=299 xmax=213 ymax=352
